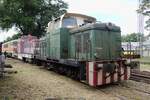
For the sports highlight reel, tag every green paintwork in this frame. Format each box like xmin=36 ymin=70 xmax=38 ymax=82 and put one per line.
xmin=38 ymin=23 xmax=122 ymax=61
xmin=69 ymin=23 xmax=121 ymax=61
xmin=46 ymin=28 xmax=69 ymax=59
xmin=38 ymin=37 xmax=47 ymax=60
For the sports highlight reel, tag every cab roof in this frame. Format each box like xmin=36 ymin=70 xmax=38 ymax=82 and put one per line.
xmin=52 ymin=12 xmax=96 ymax=22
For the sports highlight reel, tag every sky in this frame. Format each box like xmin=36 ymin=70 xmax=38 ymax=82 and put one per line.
xmin=0 ymin=0 xmax=144 ymax=42
xmin=64 ymin=0 xmax=139 ymax=34
xmin=0 ymin=27 xmax=18 ymax=42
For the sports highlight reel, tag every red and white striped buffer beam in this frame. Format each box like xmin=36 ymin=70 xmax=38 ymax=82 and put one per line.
xmin=86 ymin=61 xmax=130 ymax=87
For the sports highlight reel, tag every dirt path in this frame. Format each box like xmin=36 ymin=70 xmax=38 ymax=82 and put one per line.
xmin=0 ymin=58 xmax=150 ymax=100
xmin=0 ymin=58 xmax=118 ymax=100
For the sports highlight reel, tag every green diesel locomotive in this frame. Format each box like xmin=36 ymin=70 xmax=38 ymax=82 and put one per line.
xmin=35 ymin=13 xmax=130 ymax=87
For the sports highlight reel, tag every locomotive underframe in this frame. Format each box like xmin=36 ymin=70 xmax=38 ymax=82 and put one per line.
xmin=35 ymin=57 xmax=130 ymax=87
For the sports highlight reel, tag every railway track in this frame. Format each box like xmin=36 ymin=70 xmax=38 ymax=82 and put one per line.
xmin=130 ymin=70 xmax=150 ymax=84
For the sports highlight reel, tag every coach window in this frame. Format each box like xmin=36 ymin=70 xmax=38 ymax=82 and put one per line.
xmin=13 ymin=41 xmax=17 ymax=46
xmin=4 ymin=44 xmax=8 ymax=48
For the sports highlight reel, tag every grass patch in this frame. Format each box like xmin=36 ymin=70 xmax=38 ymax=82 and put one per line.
xmin=134 ymin=57 xmax=150 ymax=63
xmin=140 ymin=64 xmax=150 ymax=71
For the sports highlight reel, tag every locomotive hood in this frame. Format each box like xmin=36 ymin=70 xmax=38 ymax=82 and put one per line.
xmin=70 ymin=23 xmax=121 ymax=34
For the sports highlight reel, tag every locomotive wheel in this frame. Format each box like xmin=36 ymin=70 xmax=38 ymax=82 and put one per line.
xmin=22 ymin=57 xmax=26 ymax=62
xmin=47 ymin=64 xmax=54 ymax=70
xmin=66 ymin=69 xmax=72 ymax=77
xmin=36 ymin=60 xmax=42 ymax=66
xmin=59 ymin=66 xmax=66 ymax=75
xmin=42 ymin=62 xmax=47 ymax=68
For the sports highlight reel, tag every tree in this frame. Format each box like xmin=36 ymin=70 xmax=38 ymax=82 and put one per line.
xmin=121 ymin=33 xmax=144 ymax=42
xmin=138 ymin=0 xmax=150 ymax=30
xmin=0 ymin=0 xmax=68 ymax=37
xmin=4 ymin=37 xmax=12 ymax=42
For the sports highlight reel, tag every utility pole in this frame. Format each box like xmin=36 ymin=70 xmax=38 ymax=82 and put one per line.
xmin=137 ymin=0 xmax=144 ymax=57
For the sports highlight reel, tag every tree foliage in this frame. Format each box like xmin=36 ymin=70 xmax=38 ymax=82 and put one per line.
xmin=0 ymin=0 xmax=68 ymax=37
xmin=138 ymin=0 xmax=150 ymax=30
xmin=121 ymin=33 xmax=144 ymax=42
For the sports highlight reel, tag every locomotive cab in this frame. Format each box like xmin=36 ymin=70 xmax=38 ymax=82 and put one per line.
xmin=46 ymin=13 xmax=97 ymax=60
xmin=47 ymin=13 xmax=96 ymax=32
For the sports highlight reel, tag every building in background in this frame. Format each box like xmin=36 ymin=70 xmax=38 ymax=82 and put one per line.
xmin=122 ymin=37 xmax=150 ymax=57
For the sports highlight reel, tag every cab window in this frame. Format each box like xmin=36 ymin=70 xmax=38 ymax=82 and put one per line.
xmin=62 ymin=17 xmax=77 ymax=28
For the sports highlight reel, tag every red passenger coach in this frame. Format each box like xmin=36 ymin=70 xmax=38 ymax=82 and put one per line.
xmin=17 ymin=35 xmax=39 ymax=62
xmin=86 ymin=60 xmax=130 ymax=87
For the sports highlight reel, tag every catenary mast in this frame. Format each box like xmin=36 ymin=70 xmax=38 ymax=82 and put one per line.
xmin=137 ymin=0 xmax=144 ymax=56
